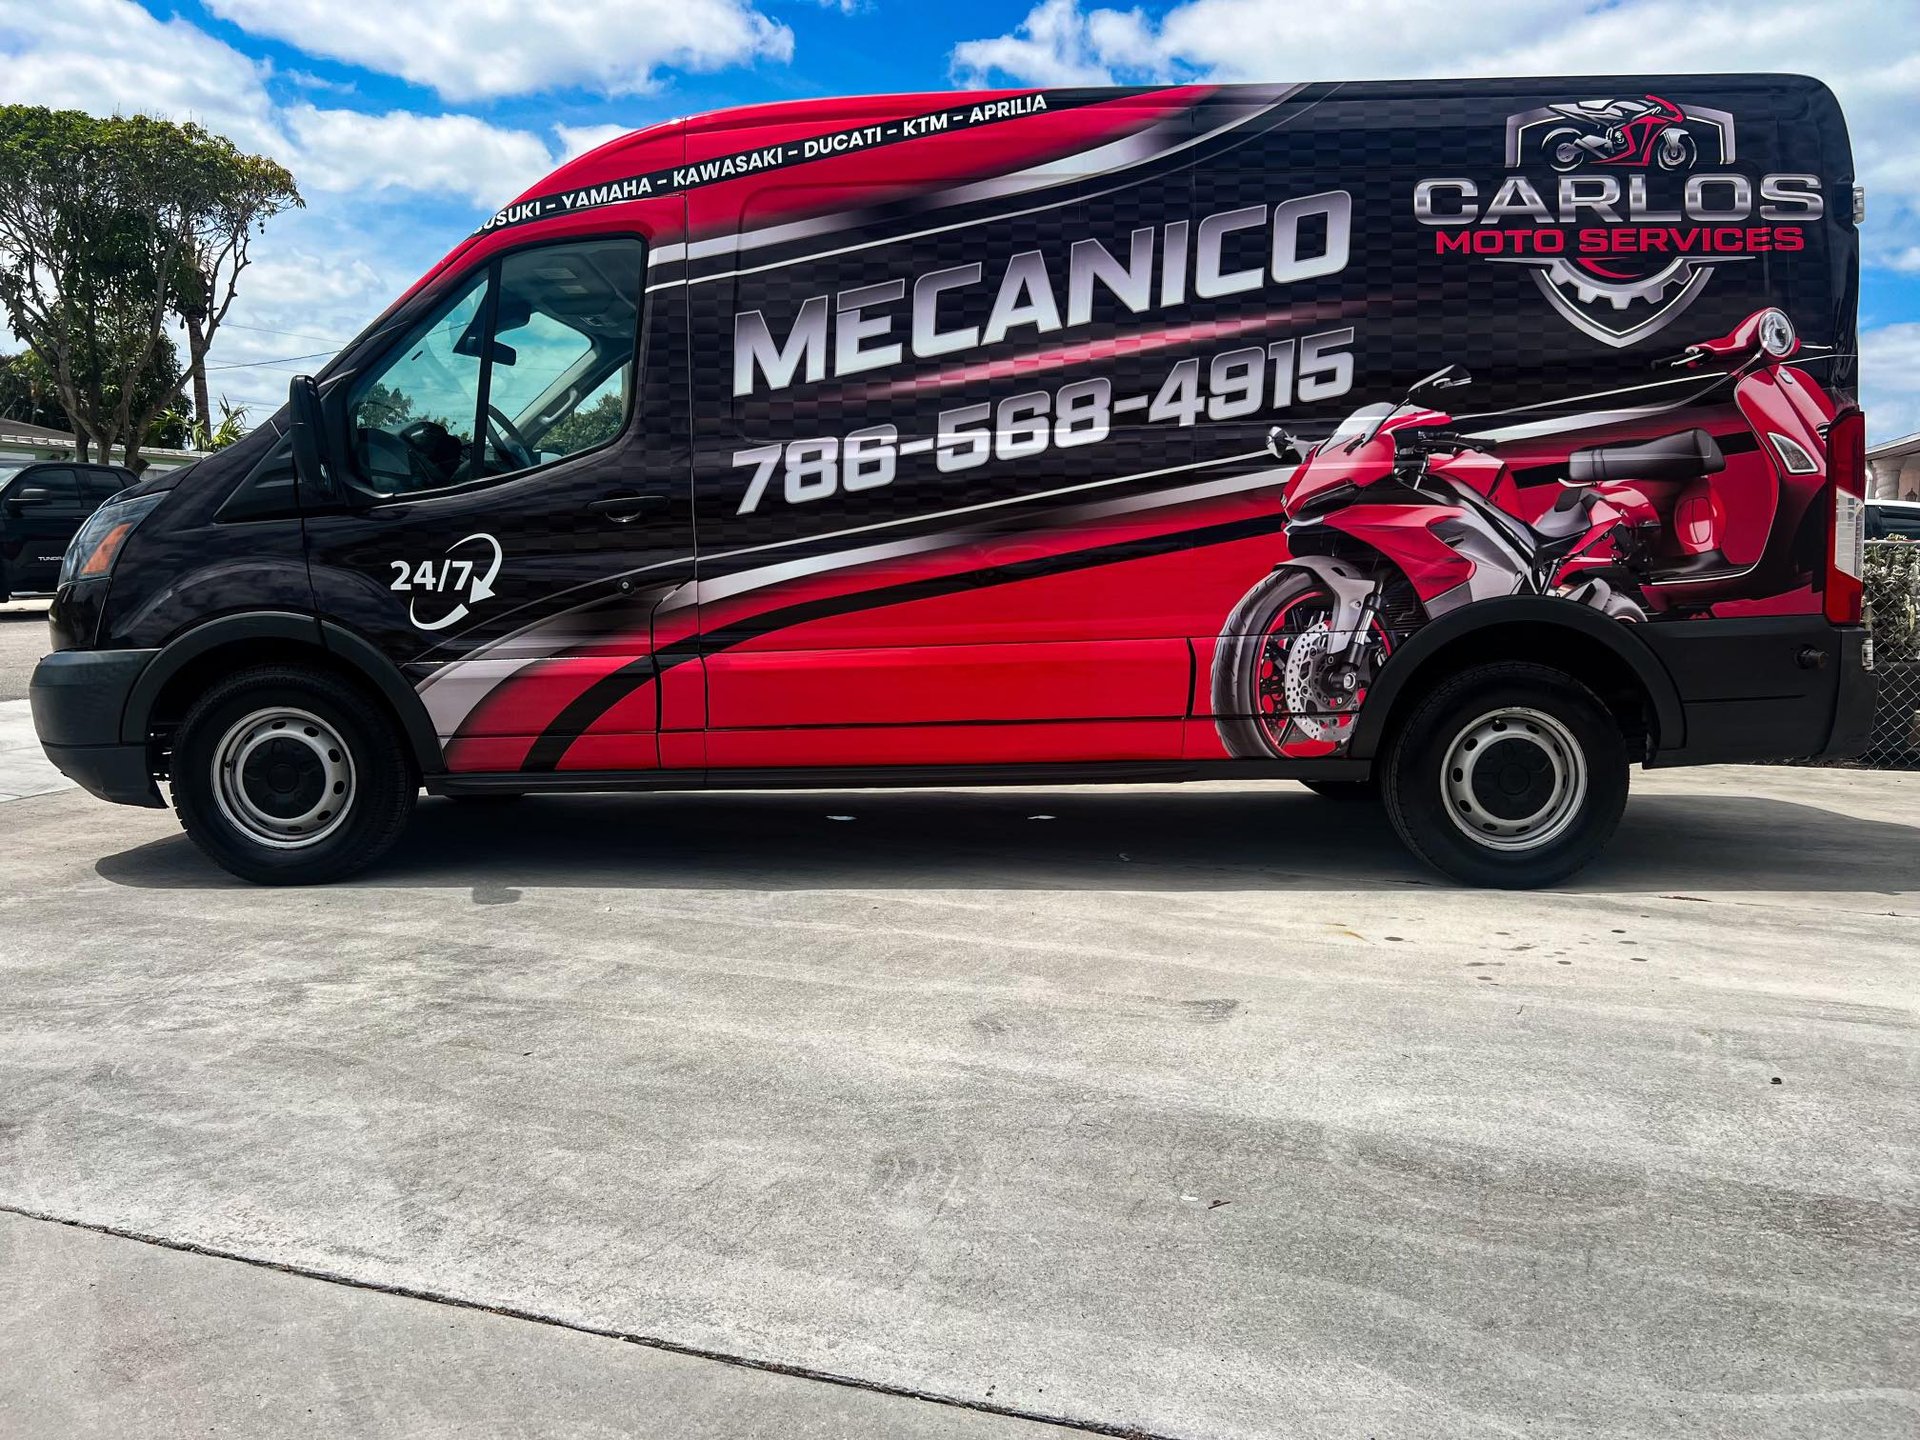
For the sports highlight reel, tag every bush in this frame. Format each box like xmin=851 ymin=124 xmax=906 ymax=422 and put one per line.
xmin=1866 ymin=541 xmax=1920 ymax=662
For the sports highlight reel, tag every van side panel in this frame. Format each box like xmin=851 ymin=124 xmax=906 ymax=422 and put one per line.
xmin=412 ymin=77 xmax=1854 ymax=774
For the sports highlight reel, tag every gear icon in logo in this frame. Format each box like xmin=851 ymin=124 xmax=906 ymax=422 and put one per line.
xmin=1489 ymin=254 xmax=1753 ymax=347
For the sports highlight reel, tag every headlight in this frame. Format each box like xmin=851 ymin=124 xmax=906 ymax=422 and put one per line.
xmin=1758 ymin=308 xmax=1797 ymax=357
xmin=59 ymin=491 xmax=165 ymax=588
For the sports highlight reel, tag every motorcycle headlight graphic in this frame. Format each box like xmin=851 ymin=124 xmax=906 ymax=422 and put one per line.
xmin=1759 ymin=308 xmax=1797 ymax=358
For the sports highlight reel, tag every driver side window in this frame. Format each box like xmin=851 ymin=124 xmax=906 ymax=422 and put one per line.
xmin=350 ymin=275 xmax=486 ymax=494
xmin=347 ymin=236 xmax=645 ymax=495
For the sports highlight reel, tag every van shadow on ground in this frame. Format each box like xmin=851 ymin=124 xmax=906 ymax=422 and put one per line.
xmin=96 ymin=786 xmax=1920 ymax=895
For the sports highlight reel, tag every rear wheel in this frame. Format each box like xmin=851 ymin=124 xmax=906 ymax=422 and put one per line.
xmin=1381 ymin=662 xmax=1628 ymax=888
xmin=1541 ymin=126 xmax=1587 ymax=173
xmin=171 ymin=664 xmax=417 ymax=884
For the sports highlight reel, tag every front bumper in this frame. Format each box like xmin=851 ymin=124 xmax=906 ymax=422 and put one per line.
xmin=29 ymin=648 xmax=164 ymax=807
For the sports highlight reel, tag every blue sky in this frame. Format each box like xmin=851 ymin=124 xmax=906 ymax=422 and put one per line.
xmin=4 ymin=0 xmax=1918 ymax=439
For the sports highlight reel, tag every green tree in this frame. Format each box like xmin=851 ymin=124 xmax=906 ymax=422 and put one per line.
xmin=0 ymin=349 xmax=67 ymax=430
xmin=1 ymin=336 xmax=190 ymax=451
xmin=543 ymin=390 xmax=624 ymax=454
xmin=191 ymin=395 xmax=249 ymax=451
xmin=356 ymin=381 xmax=415 ymax=431
xmin=169 ymin=148 xmax=300 ymax=439
xmin=0 ymin=107 xmax=299 ymax=469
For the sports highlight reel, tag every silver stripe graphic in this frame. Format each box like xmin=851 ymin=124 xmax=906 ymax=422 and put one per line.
xmin=672 ymin=458 xmax=1293 ymax=612
xmin=643 ymin=87 xmax=1304 ymax=292
xmin=418 ymin=447 xmax=1271 ymax=684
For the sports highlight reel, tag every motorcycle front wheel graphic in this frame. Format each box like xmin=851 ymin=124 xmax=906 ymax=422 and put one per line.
xmin=1211 ymin=567 xmax=1386 ymax=760
xmin=1655 ymin=128 xmax=1697 ymax=170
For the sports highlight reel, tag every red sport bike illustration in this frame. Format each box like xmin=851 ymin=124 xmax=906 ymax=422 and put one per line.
xmin=1212 ymin=307 xmax=1842 ymax=760
xmin=1540 ymin=94 xmax=1697 ymax=172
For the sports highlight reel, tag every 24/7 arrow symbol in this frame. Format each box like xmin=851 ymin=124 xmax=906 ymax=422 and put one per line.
xmin=395 ymin=532 xmax=505 ymax=631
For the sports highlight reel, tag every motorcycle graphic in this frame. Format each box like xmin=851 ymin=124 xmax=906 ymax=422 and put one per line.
xmin=1540 ymin=95 xmax=1697 ymax=173
xmin=1212 ymin=307 xmax=1840 ymax=759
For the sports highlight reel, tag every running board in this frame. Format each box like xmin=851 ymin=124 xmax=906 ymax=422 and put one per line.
xmin=427 ymin=757 xmax=1373 ymax=796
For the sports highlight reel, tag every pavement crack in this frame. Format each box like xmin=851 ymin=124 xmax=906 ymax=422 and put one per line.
xmin=0 ymin=1200 xmax=1190 ymax=1440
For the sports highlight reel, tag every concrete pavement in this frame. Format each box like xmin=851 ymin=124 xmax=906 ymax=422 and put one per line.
xmin=0 ymin=700 xmax=72 ymax=801
xmin=0 ymin=1211 xmax=1081 ymax=1439
xmin=0 ymin=709 xmax=1916 ymax=1436
xmin=0 ymin=599 xmax=50 ymax=703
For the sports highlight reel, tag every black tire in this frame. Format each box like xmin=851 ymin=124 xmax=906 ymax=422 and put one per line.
xmin=1212 ymin=567 xmax=1337 ymax=759
xmin=171 ymin=664 xmax=417 ymax=884
xmin=1381 ymin=662 xmax=1628 ymax=889
xmin=1300 ymin=778 xmax=1378 ymax=802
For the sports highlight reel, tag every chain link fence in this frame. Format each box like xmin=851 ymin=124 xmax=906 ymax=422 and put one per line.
xmin=1857 ymin=540 xmax=1920 ymax=768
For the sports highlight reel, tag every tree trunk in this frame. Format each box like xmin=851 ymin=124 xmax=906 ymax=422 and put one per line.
xmin=185 ymin=314 xmax=211 ymax=444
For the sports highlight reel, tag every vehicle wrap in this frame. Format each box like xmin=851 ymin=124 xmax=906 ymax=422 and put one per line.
xmin=288 ymin=76 xmax=1857 ymax=775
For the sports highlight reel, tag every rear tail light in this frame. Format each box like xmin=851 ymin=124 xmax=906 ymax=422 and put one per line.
xmin=1824 ymin=407 xmax=1866 ymax=625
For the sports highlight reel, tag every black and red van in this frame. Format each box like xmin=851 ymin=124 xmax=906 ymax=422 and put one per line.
xmin=30 ymin=76 xmax=1877 ymax=886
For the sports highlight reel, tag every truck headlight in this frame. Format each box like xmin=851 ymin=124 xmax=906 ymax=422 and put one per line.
xmin=59 ymin=491 xmax=165 ymax=588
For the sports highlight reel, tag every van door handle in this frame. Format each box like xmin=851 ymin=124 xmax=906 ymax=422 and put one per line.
xmin=587 ymin=494 xmax=668 ymax=523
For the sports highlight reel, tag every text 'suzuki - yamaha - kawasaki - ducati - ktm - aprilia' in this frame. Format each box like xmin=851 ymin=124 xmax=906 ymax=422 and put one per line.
xmin=1212 ymin=307 xmax=1840 ymax=758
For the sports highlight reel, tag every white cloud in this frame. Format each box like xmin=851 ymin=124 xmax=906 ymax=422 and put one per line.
xmin=0 ymin=0 xmax=588 ymax=206
xmin=1862 ymin=323 xmax=1920 ymax=446
xmin=0 ymin=0 xmax=283 ymax=155
xmin=555 ymin=124 xmax=636 ymax=162
xmin=283 ymin=108 xmax=560 ymax=208
xmin=951 ymin=0 xmax=1128 ymax=88
xmin=204 ymin=0 xmax=793 ymax=102
xmin=0 ymin=0 xmax=678 ymax=427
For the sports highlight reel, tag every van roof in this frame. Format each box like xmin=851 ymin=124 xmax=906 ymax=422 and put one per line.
xmin=384 ymin=74 xmax=1847 ymax=335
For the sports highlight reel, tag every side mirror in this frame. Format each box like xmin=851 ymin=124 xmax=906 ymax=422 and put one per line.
xmin=7 ymin=484 xmax=51 ymax=511
xmin=1266 ymin=426 xmax=1303 ymax=464
xmin=289 ymin=374 xmax=336 ymax=501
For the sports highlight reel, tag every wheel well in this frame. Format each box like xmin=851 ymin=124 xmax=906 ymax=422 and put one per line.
xmin=1372 ymin=622 xmax=1659 ymax=762
xmin=144 ymin=640 xmax=408 ymax=778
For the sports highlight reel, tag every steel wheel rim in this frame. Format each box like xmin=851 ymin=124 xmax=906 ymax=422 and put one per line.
xmin=1440 ymin=706 xmax=1587 ymax=853
xmin=211 ymin=707 xmax=355 ymax=849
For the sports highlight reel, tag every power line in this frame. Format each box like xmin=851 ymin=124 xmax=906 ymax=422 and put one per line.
xmin=204 ymin=349 xmax=337 ymax=372
xmin=220 ymin=321 xmax=351 ymax=346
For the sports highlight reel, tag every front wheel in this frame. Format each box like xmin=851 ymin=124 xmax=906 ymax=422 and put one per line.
xmin=1655 ymin=129 xmax=1697 ymax=171
xmin=171 ymin=664 xmax=417 ymax=884
xmin=1381 ymin=662 xmax=1628 ymax=888
xmin=1212 ymin=567 xmax=1382 ymax=759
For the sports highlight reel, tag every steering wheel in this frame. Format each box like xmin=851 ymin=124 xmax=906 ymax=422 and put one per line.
xmin=486 ymin=404 xmax=536 ymax=472
xmin=396 ymin=419 xmax=464 ymax=488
